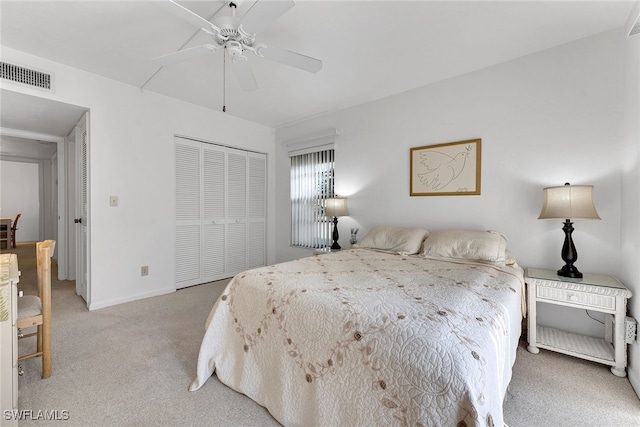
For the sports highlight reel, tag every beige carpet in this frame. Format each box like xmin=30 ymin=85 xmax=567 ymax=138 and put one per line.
xmin=11 ymin=242 xmax=640 ymax=426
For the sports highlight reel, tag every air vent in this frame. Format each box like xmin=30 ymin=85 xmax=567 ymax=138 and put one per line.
xmin=0 ymin=61 xmax=53 ymax=91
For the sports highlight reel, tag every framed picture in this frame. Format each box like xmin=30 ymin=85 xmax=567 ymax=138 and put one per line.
xmin=410 ymin=138 xmax=481 ymax=196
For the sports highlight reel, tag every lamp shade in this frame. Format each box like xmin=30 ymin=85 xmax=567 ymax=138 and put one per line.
xmin=325 ymin=197 xmax=349 ymax=217
xmin=538 ymin=184 xmax=601 ymax=220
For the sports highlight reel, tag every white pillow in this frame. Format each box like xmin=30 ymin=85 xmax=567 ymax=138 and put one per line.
xmin=353 ymin=226 xmax=430 ymax=255
xmin=420 ymin=229 xmax=508 ymax=266
xmin=505 ymin=250 xmax=518 ymax=266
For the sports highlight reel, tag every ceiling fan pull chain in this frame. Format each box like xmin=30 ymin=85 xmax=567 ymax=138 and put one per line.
xmin=223 ymin=46 xmax=227 ymax=113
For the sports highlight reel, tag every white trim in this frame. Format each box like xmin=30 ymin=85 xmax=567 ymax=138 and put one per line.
xmin=88 ymin=287 xmax=176 ymax=311
xmin=0 ymin=155 xmax=42 ymax=164
xmin=0 ymin=127 xmax=64 ymax=144
xmin=286 ymin=129 xmax=340 ymax=157
xmin=175 ymin=134 xmax=268 ymax=156
xmin=288 ymin=143 xmax=335 ymax=158
xmin=56 ymin=136 xmax=67 ymax=280
xmin=630 ymin=364 xmax=640 ymax=399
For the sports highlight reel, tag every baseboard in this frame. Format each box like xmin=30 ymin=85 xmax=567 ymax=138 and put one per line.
xmin=87 ymin=286 xmax=176 ymax=311
xmin=629 ymin=364 xmax=640 ymax=400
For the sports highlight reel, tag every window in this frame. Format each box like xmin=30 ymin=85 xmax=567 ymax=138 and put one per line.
xmin=290 ymin=148 xmax=335 ymax=248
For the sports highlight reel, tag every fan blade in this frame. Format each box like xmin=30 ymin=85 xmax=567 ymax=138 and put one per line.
xmin=232 ymin=56 xmax=258 ymax=91
xmin=256 ymin=45 xmax=322 ymax=73
xmin=238 ymin=0 xmax=295 ymax=36
xmin=154 ymin=0 xmax=222 ymax=34
xmin=153 ymin=44 xmax=219 ymax=67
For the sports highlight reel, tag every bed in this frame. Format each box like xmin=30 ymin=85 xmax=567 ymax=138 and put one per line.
xmin=190 ymin=227 xmax=525 ymax=427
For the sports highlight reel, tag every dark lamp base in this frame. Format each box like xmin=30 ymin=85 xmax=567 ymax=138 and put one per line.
xmin=330 ymin=216 xmax=341 ymax=250
xmin=558 ymin=264 xmax=583 ymax=279
xmin=557 ymin=219 xmax=583 ymax=279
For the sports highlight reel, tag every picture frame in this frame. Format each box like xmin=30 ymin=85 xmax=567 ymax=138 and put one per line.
xmin=410 ymin=138 xmax=481 ymax=196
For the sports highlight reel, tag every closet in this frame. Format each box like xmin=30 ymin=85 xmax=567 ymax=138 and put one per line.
xmin=175 ymin=137 xmax=266 ymax=289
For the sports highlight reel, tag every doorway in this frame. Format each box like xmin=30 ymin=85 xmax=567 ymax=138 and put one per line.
xmin=0 ymin=89 xmax=90 ymax=307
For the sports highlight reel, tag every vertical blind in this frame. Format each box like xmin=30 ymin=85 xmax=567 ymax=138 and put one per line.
xmin=290 ymin=149 xmax=335 ymax=248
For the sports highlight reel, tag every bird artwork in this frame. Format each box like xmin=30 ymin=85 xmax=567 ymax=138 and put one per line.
xmin=416 ymin=144 xmax=473 ymax=191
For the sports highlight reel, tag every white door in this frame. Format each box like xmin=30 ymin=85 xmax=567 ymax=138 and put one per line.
xmin=202 ymin=144 xmax=226 ymax=281
xmin=174 ymin=138 xmax=266 ymax=288
xmin=226 ymin=148 xmax=247 ymax=277
xmin=75 ymin=114 xmax=89 ymax=303
xmin=175 ymin=139 xmax=202 ymax=289
xmin=247 ymin=152 xmax=266 ymax=269
xmin=66 ymin=127 xmax=77 ymax=280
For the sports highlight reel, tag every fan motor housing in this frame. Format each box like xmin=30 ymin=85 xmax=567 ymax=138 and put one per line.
xmin=212 ymin=15 xmax=254 ymax=47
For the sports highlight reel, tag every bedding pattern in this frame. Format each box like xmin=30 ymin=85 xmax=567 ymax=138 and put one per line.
xmin=190 ymin=249 xmax=524 ymax=427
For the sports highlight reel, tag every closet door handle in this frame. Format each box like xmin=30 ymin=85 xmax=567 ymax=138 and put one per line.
xmin=74 ymin=218 xmax=82 ymax=224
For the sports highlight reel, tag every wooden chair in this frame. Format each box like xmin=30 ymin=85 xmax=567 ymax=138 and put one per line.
xmin=11 ymin=213 xmax=21 ymax=248
xmin=17 ymin=240 xmax=55 ymax=378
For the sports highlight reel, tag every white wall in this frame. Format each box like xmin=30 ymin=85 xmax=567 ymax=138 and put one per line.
xmin=0 ymin=160 xmax=41 ymax=242
xmin=1 ymin=47 xmax=276 ymax=310
xmin=275 ymin=29 xmax=628 ymax=348
xmin=620 ymin=1 xmax=640 ymax=397
xmin=277 ymin=29 xmax=624 ymax=268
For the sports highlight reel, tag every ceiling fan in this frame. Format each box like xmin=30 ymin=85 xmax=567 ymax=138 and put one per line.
xmin=153 ymin=0 xmax=322 ymax=92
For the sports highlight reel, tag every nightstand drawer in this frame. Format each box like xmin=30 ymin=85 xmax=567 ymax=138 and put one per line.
xmin=536 ymin=286 xmax=615 ymax=310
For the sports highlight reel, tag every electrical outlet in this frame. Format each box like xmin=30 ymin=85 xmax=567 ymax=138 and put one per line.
xmin=141 ymin=266 xmax=149 ymax=276
xmin=625 ymin=316 xmax=637 ymax=344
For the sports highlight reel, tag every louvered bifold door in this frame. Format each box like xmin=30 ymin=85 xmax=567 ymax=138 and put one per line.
xmin=176 ymin=139 xmax=267 ymax=287
xmin=226 ymin=148 xmax=248 ymax=277
xmin=202 ymin=144 xmax=226 ymax=281
xmin=247 ymin=152 xmax=266 ymax=269
xmin=175 ymin=139 xmax=202 ymax=288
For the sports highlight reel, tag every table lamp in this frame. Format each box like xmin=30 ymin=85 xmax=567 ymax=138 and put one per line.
xmin=538 ymin=183 xmax=600 ymax=278
xmin=325 ymin=197 xmax=349 ymax=250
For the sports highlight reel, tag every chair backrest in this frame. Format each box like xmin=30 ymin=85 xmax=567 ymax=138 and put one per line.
xmin=37 ymin=240 xmax=55 ymax=312
xmin=12 ymin=213 xmax=21 ymax=232
xmin=17 ymin=239 xmax=56 ymax=378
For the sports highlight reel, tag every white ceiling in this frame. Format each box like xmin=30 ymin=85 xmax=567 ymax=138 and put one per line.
xmin=0 ymin=0 xmax=636 ymax=137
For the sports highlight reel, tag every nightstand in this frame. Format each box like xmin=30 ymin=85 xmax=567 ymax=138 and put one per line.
xmin=525 ymin=268 xmax=632 ymax=377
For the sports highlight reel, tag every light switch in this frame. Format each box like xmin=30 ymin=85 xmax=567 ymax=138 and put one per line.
xmin=109 ymin=196 xmax=118 ymax=207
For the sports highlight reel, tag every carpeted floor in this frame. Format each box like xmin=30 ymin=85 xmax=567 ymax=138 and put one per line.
xmin=11 ymin=242 xmax=640 ymax=426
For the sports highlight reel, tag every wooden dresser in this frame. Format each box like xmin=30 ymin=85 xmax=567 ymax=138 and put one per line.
xmin=0 ymin=253 xmax=20 ymax=426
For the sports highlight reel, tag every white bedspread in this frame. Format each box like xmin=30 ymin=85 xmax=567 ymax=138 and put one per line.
xmin=190 ymin=249 xmax=524 ymax=427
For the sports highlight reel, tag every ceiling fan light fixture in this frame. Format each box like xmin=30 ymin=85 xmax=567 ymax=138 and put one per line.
xmin=226 ymin=41 xmax=244 ymax=58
